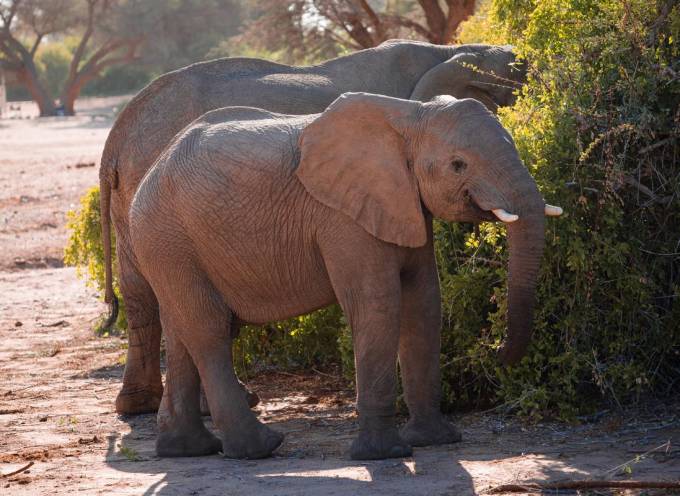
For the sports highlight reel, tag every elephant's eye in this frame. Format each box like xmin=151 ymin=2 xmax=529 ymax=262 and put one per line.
xmin=450 ymin=159 xmax=467 ymax=174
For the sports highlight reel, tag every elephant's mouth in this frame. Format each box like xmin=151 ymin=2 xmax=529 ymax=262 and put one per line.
xmin=474 ymin=205 xmax=498 ymax=222
xmin=463 ymin=189 xmax=501 ymax=223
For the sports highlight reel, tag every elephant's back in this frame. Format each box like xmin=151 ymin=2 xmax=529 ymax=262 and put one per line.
xmin=102 ymin=57 xmax=338 ymax=224
xmin=143 ymin=111 xmax=313 ymax=229
xmin=134 ymin=114 xmax=337 ymax=323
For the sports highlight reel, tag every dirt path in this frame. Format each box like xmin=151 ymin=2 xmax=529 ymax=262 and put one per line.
xmin=1 ymin=98 xmax=679 ymax=495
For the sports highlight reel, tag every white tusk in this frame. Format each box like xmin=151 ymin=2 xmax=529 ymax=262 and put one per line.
xmin=544 ymin=204 xmax=563 ymax=216
xmin=492 ymin=208 xmax=519 ymax=223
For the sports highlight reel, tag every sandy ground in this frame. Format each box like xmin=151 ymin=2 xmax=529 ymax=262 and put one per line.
xmin=1 ymin=97 xmax=679 ymax=495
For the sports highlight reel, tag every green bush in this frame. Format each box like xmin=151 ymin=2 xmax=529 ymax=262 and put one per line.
xmin=445 ymin=0 xmax=680 ymax=418
xmin=233 ymin=306 xmax=348 ymax=378
xmin=82 ymin=65 xmax=155 ymax=97
xmin=66 ymin=0 xmax=679 ymax=418
xmin=64 ymin=187 xmax=127 ymax=332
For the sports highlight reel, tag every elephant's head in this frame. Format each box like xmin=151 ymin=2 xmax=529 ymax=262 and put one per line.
xmin=296 ymin=92 xmax=561 ymax=365
xmin=411 ymin=44 xmax=526 ymax=113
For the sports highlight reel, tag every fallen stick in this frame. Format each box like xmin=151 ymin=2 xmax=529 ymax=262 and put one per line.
xmin=1 ymin=461 xmax=34 ymax=478
xmin=487 ymin=480 xmax=680 ymax=493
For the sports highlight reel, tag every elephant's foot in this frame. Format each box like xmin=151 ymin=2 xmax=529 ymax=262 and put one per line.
xmin=115 ymin=386 xmax=163 ymax=415
xmin=400 ymin=415 xmax=462 ymax=447
xmin=350 ymin=425 xmax=412 ymax=460
xmin=156 ymin=426 xmax=222 ymax=457
xmin=220 ymin=421 xmax=283 ymax=459
xmin=200 ymin=381 xmax=260 ymax=416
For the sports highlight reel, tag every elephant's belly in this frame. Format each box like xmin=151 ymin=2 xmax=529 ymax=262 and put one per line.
xmin=201 ymin=244 xmax=338 ymax=325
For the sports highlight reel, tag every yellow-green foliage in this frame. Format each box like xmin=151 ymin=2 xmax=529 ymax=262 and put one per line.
xmin=457 ymin=0 xmax=508 ymax=45
xmin=64 ymin=186 xmax=127 ymax=331
xmin=35 ymin=42 xmax=71 ymax=99
xmin=66 ymin=0 xmax=680 ymax=417
xmin=438 ymin=0 xmax=680 ymax=418
xmin=233 ymin=306 xmax=348 ymax=377
xmin=64 ymin=187 xmax=108 ymax=291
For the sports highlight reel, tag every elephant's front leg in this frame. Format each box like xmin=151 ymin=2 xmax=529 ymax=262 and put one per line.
xmin=329 ymin=261 xmax=412 ymax=460
xmin=398 ymin=248 xmax=461 ymax=446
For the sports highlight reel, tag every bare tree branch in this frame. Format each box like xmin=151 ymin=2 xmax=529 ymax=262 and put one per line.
xmin=0 ymin=0 xmax=20 ymax=30
xmin=355 ymin=0 xmax=385 ymax=41
xmin=382 ymin=14 xmax=435 ymax=42
xmin=29 ymin=33 xmax=43 ymax=56
xmin=230 ymin=0 xmax=478 ymax=64
xmin=417 ymin=0 xmax=447 ymax=39
xmin=67 ymin=0 xmax=99 ymax=84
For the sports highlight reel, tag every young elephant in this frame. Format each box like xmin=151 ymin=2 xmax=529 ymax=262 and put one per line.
xmin=129 ymin=93 xmax=562 ymax=460
xmin=102 ymin=41 xmax=526 ymax=416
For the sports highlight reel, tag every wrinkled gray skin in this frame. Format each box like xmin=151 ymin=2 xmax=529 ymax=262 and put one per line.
xmin=100 ymin=40 xmax=527 ymax=415
xmin=128 ymin=92 xmax=547 ymax=460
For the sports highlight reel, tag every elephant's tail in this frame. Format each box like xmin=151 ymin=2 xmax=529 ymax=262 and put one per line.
xmin=99 ymin=157 xmax=119 ymax=331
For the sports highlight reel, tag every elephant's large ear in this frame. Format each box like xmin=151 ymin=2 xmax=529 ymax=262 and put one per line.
xmin=296 ymin=92 xmax=427 ymax=248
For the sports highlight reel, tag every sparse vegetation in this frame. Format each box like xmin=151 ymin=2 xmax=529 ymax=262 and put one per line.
xmin=118 ymin=444 xmax=141 ymax=462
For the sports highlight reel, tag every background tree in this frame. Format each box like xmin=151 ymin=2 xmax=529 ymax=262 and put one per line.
xmin=0 ymin=0 xmax=242 ymax=115
xmin=132 ymin=0 xmax=242 ymax=73
xmin=227 ymin=0 xmax=476 ymax=63
xmin=0 ymin=0 xmax=144 ymax=115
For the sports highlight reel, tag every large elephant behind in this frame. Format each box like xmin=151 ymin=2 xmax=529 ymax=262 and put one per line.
xmin=99 ymin=40 xmax=526 ymax=415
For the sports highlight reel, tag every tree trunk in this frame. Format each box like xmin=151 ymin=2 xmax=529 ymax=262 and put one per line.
xmin=17 ymin=63 xmax=56 ymax=117
xmin=60 ymin=78 xmax=86 ymax=116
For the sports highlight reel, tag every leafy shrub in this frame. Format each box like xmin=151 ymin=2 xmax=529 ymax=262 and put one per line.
xmin=82 ymin=65 xmax=155 ymax=97
xmin=445 ymin=0 xmax=680 ymax=418
xmin=233 ymin=306 xmax=348 ymax=377
xmin=64 ymin=187 xmax=127 ymax=332
xmin=67 ymin=0 xmax=679 ymax=418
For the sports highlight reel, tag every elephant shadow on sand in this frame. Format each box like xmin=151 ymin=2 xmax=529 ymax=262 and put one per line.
xmin=104 ymin=411 xmax=481 ymax=496
xmin=102 ymin=408 xmax=679 ymax=496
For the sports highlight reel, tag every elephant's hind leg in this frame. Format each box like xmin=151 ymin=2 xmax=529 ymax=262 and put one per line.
xmin=158 ymin=273 xmax=282 ymax=459
xmin=115 ymin=244 xmax=163 ymax=415
xmin=198 ymin=319 xmax=260 ymax=416
xmin=155 ymin=327 xmax=221 ymax=457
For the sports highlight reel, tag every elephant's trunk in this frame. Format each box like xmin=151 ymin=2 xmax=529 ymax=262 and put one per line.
xmin=497 ymin=177 xmax=546 ymax=366
xmin=410 ymin=64 xmax=467 ymax=103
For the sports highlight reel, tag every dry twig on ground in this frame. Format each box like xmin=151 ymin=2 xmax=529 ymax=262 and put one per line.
xmin=487 ymin=479 xmax=680 ymax=493
xmin=1 ymin=461 xmax=34 ymax=478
